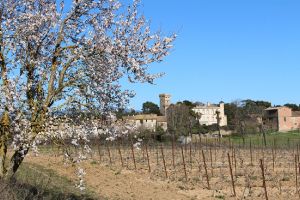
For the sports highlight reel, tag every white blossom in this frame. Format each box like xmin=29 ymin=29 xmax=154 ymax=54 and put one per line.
xmin=0 ymin=0 xmax=175 ymax=186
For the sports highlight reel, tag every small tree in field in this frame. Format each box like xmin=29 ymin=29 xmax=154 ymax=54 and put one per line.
xmin=167 ymin=103 xmax=197 ymax=137
xmin=0 ymin=0 xmax=175 ymax=179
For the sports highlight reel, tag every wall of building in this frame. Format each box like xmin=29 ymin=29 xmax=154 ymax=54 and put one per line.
xmin=123 ymin=94 xmax=171 ymax=132
xmin=192 ymin=103 xmax=227 ymax=126
xmin=157 ymin=122 xmax=168 ymax=131
xmin=291 ymin=117 xmax=300 ymax=130
xmin=136 ymin=119 xmax=157 ymax=131
xmin=264 ymin=107 xmax=300 ymax=132
xmin=123 ymin=95 xmax=228 ymax=133
xmin=123 ymin=112 xmax=169 ymax=132
xmin=159 ymin=94 xmax=171 ymax=116
xmin=123 ymin=114 xmax=158 ymax=132
xmin=277 ymin=107 xmax=293 ymax=132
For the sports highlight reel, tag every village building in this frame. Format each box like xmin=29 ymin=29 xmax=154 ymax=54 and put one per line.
xmin=122 ymin=114 xmax=167 ymax=132
xmin=264 ymin=106 xmax=300 ymax=132
xmin=123 ymin=94 xmax=228 ymax=132
xmin=122 ymin=94 xmax=170 ymax=132
xmin=192 ymin=102 xmax=227 ymax=126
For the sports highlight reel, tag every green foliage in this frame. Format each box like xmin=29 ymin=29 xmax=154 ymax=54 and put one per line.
xmin=192 ymin=124 xmax=220 ymax=134
xmin=154 ymin=126 xmax=167 ymax=141
xmin=243 ymin=99 xmax=271 ymax=109
xmin=224 ymin=102 xmax=239 ymax=130
xmin=284 ymin=103 xmax=300 ymax=111
xmin=116 ymin=108 xmax=138 ymax=119
xmin=142 ymin=101 xmax=160 ymax=115
xmin=156 ymin=126 xmax=166 ymax=135
xmin=242 ymin=99 xmax=271 ymax=115
xmin=191 ymin=123 xmax=204 ymax=134
xmin=227 ymin=130 xmax=300 ymax=147
xmin=224 ymin=99 xmax=271 ymax=133
xmin=136 ymin=128 xmax=152 ymax=140
xmin=179 ymin=100 xmax=196 ymax=109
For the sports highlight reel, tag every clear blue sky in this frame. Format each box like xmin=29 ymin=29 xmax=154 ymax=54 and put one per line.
xmin=123 ymin=0 xmax=300 ymax=110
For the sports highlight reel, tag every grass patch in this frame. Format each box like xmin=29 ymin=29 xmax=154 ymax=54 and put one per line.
xmin=281 ymin=176 xmax=290 ymax=181
xmin=90 ymin=160 xmax=98 ymax=165
xmin=215 ymin=195 xmax=225 ymax=199
xmin=0 ymin=162 xmax=100 ymax=200
xmin=224 ymin=131 xmax=300 ymax=148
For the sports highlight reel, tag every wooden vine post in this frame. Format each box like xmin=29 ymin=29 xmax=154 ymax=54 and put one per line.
xmin=118 ymin=143 xmax=124 ymax=167
xmin=233 ymin=148 xmax=237 ymax=175
xmin=107 ymin=144 xmax=112 ymax=165
xmin=131 ymin=142 xmax=137 ymax=170
xmin=172 ymin=134 xmax=176 ymax=169
xmin=189 ymin=142 xmax=192 ymax=169
xmin=250 ymin=139 xmax=253 ymax=165
xmin=97 ymin=142 xmax=102 ymax=162
xmin=202 ymin=150 xmax=210 ymax=189
xmin=209 ymin=146 xmax=213 ymax=176
xmin=260 ymin=159 xmax=268 ymax=200
xmin=296 ymin=155 xmax=298 ymax=193
xmin=145 ymin=143 xmax=151 ymax=172
xmin=271 ymin=146 xmax=275 ymax=171
xmin=156 ymin=144 xmax=159 ymax=166
xmin=181 ymin=145 xmax=188 ymax=181
xmin=227 ymin=153 xmax=236 ymax=197
xmin=161 ymin=145 xmax=168 ymax=179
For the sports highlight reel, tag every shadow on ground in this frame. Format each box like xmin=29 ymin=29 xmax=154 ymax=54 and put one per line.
xmin=0 ymin=162 xmax=101 ymax=200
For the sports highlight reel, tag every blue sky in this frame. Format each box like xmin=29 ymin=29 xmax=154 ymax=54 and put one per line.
xmin=122 ymin=0 xmax=300 ymax=110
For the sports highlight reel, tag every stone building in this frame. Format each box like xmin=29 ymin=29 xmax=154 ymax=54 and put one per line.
xmin=122 ymin=114 xmax=167 ymax=132
xmin=122 ymin=94 xmax=170 ymax=132
xmin=192 ymin=102 xmax=227 ymax=126
xmin=159 ymin=94 xmax=171 ymax=116
xmin=264 ymin=106 xmax=300 ymax=132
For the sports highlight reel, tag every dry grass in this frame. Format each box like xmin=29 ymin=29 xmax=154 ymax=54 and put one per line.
xmin=0 ymin=161 xmax=98 ymax=200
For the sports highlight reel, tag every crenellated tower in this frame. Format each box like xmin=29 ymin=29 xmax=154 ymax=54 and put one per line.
xmin=159 ymin=94 xmax=171 ymax=116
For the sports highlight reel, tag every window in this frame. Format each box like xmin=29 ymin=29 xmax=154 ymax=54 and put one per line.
xmin=284 ymin=117 xmax=287 ymax=122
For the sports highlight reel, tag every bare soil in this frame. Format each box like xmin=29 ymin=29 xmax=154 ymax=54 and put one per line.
xmin=24 ymin=143 xmax=300 ymax=200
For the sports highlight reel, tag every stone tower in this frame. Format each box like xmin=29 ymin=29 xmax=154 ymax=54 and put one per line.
xmin=159 ymin=94 xmax=171 ymax=116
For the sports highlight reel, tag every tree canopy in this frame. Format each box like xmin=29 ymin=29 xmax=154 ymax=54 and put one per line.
xmin=284 ymin=103 xmax=300 ymax=111
xmin=142 ymin=101 xmax=160 ymax=115
xmin=224 ymin=99 xmax=271 ymax=133
xmin=167 ymin=103 xmax=197 ymax=136
xmin=0 ymin=0 xmax=176 ymax=179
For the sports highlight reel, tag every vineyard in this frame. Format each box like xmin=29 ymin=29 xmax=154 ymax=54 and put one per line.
xmin=27 ymin=133 xmax=300 ymax=200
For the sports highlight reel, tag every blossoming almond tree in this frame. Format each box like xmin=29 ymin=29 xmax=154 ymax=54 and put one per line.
xmin=0 ymin=0 xmax=175 ymax=179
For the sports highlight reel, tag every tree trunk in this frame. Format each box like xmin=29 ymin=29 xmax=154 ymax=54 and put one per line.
xmin=0 ymin=112 xmax=10 ymax=178
xmin=0 ymin=135 xmax=7 ymax=177
xmin=5 ymin=147 xmax=29 ymax=179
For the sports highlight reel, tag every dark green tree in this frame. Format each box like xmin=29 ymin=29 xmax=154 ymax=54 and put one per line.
xmin=116 ymin=108 xmax=138 ymax=119
xmin=224 ymin=102 xmax=239 ymax=130
xmin=142 ymin=101 xmax=160 ymax=115
xmin=284 ymin=103 xmax=300 ymax=111
xmin=181 ymin=100 xmax=196 ymax=108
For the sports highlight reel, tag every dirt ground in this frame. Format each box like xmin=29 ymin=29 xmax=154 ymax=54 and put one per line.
xmin=24 ymin=144 xmax=300 ymax=200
